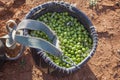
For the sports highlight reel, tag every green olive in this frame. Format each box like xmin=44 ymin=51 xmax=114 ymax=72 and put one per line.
xmin=30 ymin=12 xmax=93 ymax=68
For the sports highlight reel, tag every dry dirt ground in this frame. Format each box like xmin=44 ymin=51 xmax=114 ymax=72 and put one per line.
xmin=0 ymin=0 xmax=120 ymax=80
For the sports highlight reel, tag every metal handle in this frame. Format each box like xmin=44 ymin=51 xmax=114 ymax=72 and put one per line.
xmin=0 ymin=19 xmax=63 ymax=60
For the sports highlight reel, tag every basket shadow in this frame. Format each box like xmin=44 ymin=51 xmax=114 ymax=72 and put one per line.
xmin=42 ymin=64 xmax=98 ymax=80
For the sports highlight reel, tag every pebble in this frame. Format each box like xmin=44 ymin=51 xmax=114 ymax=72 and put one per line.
xmin=117 ymin=49 xmax=120 ymax=55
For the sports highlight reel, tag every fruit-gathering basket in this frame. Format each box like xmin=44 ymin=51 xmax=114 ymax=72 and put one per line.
xmin=24 ymin=1 xmax=98 ymax=76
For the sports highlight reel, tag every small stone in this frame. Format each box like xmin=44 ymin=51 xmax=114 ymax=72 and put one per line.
xmin=114 ymin=2 xmax=120 ymax=8
xmin=113 ymin=73 xmax=119 ymax=79
xmin=117 ymin=49 xmax=120 ymax=54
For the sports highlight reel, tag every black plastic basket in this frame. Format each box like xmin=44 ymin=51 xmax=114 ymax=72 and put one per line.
xmin=25 ymin=1 xmax=98 ymax=76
